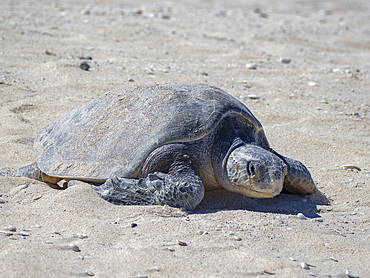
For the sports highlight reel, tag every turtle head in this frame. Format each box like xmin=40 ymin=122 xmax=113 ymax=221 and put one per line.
xmin=224 ymin=144 xmax=287 ymax=198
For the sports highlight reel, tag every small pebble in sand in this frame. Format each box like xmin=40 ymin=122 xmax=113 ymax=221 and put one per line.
xmin=113 ymin=217 xmax=120 ymax=224
xmin=345 ymin=270 xmax=359 ymax=278
xmin=8 ymin=226 xmax=16 ymax=232
xmin=131 ymin=223 xmax=138 ymax=228
xmin=80 ymin=62 xmax=90 ymax=71
xmin=334 ymin=229 xmax=347 ymax=237
xmin=248 ymin=94 xmax=260 ymax=100
xmin=330 ymin=257 xmax=338 ymax=262
xmin=85 ymin=270 xmax=95 ymax=276
xmin=19 ymin=184 xmax=28 ymax=190
xmin=79 ymin=56 xmax=92 ymax=60
xmin=300 ymin=262 xmax=309 ymax=270
xmin=178 ymin=240 xmax=187 ymax=246
xmin=167 ymin=247 xmax=175 ymax=252
xmin=246 ymin=63 xmax=257 ymax=70
xmin=69 ymin=244 xmax=81 ymax=252
xmin=280 ymin=57 xmax=291 ymax=64
xmin=45 ymin=50 xmax=56 ymax=56
xmin=77 ymin=233 xmax=88 ymax=239
xmin=153 ymin=266 xmax=160 ymax=271
xmin=341 ymin=165 xmax=361 ymax=171
xmin=233 ymin=236 xmax=242 ymax=241
xmin=297 ymin=213 xmax=307 ymax=220
xmin=20 ymin=231 xmax=30 ymax=236
xmin=0 ymin=197 xmax=6 ymax=203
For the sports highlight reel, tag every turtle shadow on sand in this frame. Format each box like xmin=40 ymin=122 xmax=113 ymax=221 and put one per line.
xmin=47 ymin=181 xmax=329 ymax=216
xmin=194 ymin=188 xmax=330 ymax=217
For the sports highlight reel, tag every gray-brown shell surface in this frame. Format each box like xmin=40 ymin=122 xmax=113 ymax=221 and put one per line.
xmin=34 ymin=83 xmax=262 ymax=181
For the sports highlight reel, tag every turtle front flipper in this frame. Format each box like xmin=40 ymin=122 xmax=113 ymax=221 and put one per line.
xmin=268 ymin=150 xmax=315 ymax=194
xmin=95 ymin=162 xmax=205 ymax=210
xmin=0 ymin=162 xmax=62 ymax=184
xmin=280 ymin=156 xmax=315 ymax=194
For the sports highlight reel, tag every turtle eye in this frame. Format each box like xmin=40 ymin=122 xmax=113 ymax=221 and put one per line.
xmin=247 ymin=162 xmax=256 ymax=177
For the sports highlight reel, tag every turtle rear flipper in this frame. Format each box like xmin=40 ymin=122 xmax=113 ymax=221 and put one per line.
xmin=0 ymin=162 xmax=62 ymax=184
xmin=281 ymin=157 xmax=315 ymax=194
xmin=95 ymin=161 xmax=205 ymax=210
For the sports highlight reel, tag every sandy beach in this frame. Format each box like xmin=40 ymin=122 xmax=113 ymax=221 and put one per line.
xmin=0 ymin=0 xmax=369 ymax=277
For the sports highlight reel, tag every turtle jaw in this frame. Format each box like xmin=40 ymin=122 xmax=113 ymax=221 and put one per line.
xmin=224 ymin=144 xmax=287 ymax=198
xmin=231 ymin=177 xmax=284 ymax=198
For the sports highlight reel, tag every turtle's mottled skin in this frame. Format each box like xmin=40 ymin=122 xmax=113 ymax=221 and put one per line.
xmin=1 ymin=84 xmax=315 ymax=210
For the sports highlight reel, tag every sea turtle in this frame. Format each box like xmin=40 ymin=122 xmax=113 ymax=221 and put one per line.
xmin=1 ymin=84 xmax=315 ymax=210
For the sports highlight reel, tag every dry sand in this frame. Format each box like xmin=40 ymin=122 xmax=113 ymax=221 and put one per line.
xmin=0 ymin=0 xmax=369 ymax=277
